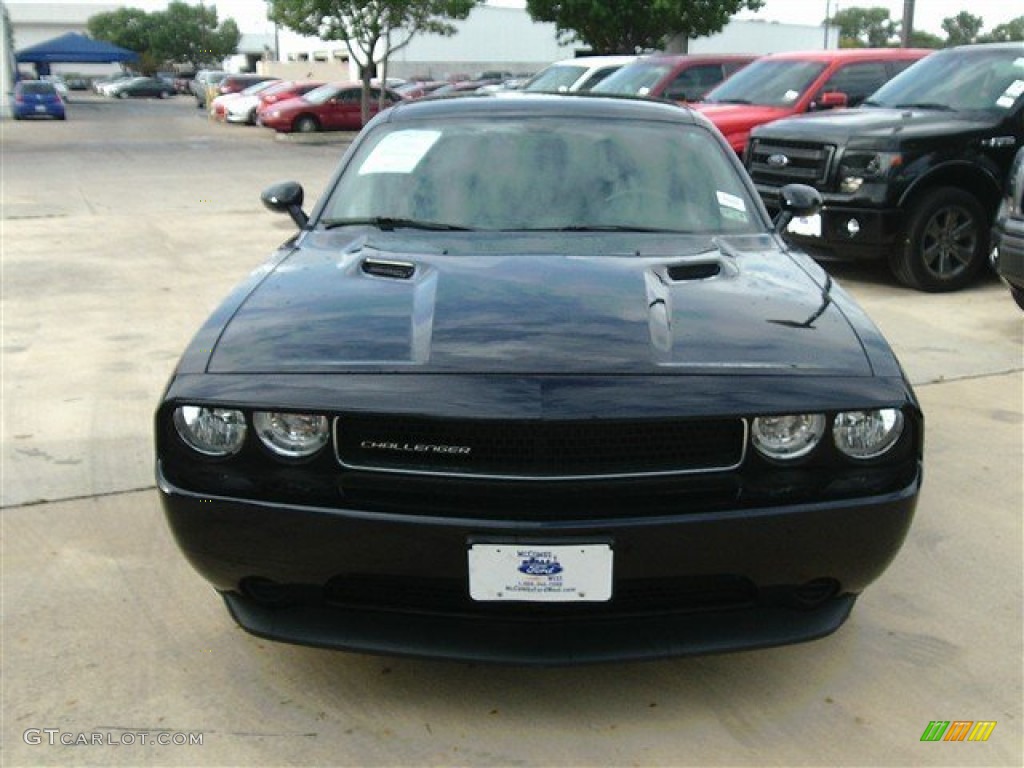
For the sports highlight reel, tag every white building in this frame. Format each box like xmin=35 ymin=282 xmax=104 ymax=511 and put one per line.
xmin=270 ymin=4 xmax=837 ymax=82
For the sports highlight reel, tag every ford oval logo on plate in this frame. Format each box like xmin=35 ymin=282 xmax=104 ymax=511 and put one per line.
xmin=767 ymin=153 xmax=790 ymax=168
xmin=518 ymin=556 xmax=564 ymax=576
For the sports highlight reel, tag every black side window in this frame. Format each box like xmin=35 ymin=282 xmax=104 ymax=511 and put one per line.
xmin=664 ymin=65 xmax=726 ymax=101
xmin=820 ymin=62 xmax=890 ymax=106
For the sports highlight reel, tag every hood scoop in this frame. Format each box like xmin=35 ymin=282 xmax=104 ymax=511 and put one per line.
xmin=667 ymin=261 xmax=721 ymax=282
xmin=361 ymin=257 xmax=416 ymax=280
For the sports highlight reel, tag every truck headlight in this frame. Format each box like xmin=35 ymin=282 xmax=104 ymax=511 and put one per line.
xmin=839 ymin=151 xmax=902 ymax=193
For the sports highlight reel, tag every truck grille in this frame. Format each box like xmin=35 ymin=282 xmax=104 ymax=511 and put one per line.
xmin=335 ymin=415 xmax=747 ymax=479
xmin=747 ymin=138 xmax=835 ymax=187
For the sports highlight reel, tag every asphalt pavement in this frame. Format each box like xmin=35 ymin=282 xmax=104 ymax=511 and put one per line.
xmin=1 ymin=93 xmax=1021 ymax=767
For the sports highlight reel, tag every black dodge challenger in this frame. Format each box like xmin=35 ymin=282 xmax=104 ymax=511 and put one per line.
xmin=156 ymin=93 xmax=923 ymax=664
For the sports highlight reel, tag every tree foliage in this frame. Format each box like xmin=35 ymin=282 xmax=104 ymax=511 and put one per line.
xmin=829 ymin=6 xmax=897 ymax=48
xmin=267 ymin=0 xmax=480 ymax=124
xmin=978 ymin=16 xmax=1024 ymax=43
xmin=87 ymin=2 xmax=240 ymax=71
xmin=525 ymin=0 xmax=764 ymax=55
xmin=941 ymin=11 xmax=984 ymax=47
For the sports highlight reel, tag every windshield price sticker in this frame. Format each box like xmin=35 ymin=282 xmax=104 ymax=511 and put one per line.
xmin=468 ymin=544 xmax=612 ymax=602
xmin=359 ymin=129 xmax=441 ymax=175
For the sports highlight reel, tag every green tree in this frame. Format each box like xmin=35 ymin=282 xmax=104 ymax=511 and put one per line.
xmin=907 ymin=30 xmax=943 ymax=49
xmin=88 ymin=2 xmax=239 ymax=71
xmin=525 ymin=0 xmax=764 ymax=55
xmin=941 ymin=11 xmax=984 ymax=46
xmin=267 ymin=0 xmax=479 ymax=125
xmin=828 ymin=6 xmax=898 ymax=48
xmin=979 ymin=16 xmax=1024 ymax=43
xmin=87 ymin=7 xmax=152 ymax=57
xmin=149 ymin=2 xmax=240 ymax=70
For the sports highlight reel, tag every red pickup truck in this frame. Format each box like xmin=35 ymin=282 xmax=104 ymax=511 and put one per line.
xmin=692 ymin=48 xmax=931 ymax=153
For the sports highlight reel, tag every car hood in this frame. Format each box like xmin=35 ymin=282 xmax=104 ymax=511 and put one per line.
xmin=691 ymin=103 xmax=793 ymax=136
xmin=752 ymin=107 xmax=997 ymax=147
xmin=206 ymin=232 xmax=874 ymax=376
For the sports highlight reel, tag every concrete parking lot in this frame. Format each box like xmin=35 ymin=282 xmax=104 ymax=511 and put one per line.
xmin=2 ymin=94 xmax=1021 ymax=767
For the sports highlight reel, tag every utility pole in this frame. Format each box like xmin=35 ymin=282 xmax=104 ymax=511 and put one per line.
xmin=901 ymin=0 xmax=915 ymax=47
xmin=824 ymin=0 xmax=831 ymax=48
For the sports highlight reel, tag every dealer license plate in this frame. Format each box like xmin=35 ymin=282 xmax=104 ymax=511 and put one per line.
xmin=35 ymin=105 xmax=47 ymax=112
xmin=468 ymin=543 xmax=612 ymax=602
xmin=787 ymin=213 xmax=822 ymax=237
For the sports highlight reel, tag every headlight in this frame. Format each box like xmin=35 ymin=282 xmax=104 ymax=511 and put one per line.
xmin=751 ymin=414 xmax=825 ymax=461
xmin=173 ymin=406 xmax=247 ymax=457
xmin=839 ymin=151 xmax=902 ymax=193
xmin=833 ymin=409 xmax=904 ymax=460
xmin=253 ymin=411 xmax=329 ymax=458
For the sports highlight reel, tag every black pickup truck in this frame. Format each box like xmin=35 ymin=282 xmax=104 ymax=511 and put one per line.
xmin=746 ymin=43 xmax=1024 ymax=292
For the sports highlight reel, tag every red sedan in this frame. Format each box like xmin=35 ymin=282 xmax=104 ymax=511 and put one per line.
xmin=257 ymin=82 xmax=400 ymax=133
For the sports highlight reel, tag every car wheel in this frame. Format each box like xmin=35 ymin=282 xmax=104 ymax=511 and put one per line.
xmin=890 ymin=187 xmax=988 ymax=292
xmin=1010 ymin=285 xmax=1024 ymax=312
xmin=118 ymin=91 xmax=129 ymax=99
xmin=159 ymin=91 xmax=169 ymax=99
xmin=247 ymin=108 xmax=257 ymax=125
xmin=294 ymin=115 xmax=319 ymax=133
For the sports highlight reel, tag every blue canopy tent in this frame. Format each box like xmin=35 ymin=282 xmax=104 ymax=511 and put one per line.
xmin=16 ymin=33 xmax=137 ymax=76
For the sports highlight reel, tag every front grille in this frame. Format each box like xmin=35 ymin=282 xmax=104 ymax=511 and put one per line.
xmin=747 ymin=138 xmax=835 ymax=187
xmin=335 ymin=415 xmax=747 ymax=479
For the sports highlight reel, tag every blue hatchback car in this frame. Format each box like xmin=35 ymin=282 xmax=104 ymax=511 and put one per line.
xmin=13 ymin=80 xmax=66 ymax=120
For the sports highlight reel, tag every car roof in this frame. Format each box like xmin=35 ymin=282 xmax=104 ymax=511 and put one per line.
xmin=383 ymin=91 xmax=702 ymax=126
xmin=545 ymin=55 xmax=639 ymax=68
xmin=640 ymin=53 xmax=759 ymax=63
xmin=760 ymin=48 xmax=932 ymax=62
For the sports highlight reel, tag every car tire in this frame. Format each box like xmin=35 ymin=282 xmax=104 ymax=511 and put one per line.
xmin=118 ymin=91 xmax=129 ymax=99
xmin=247 ymin=108 xmax=257 ymax=125
xmin=294 ymin=115 xmax=319 ymax=133
xmin=890 ymin=187 xmax=988 ymax=292
xmin=159 ymin=91 xmax=169 ymax=99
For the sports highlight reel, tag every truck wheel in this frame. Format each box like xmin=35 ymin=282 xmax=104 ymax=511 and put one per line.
xmin=890 ymin=187 xmax=988 ymax=292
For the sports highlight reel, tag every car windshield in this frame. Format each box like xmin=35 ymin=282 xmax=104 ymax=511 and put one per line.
xmin=866 ymin=48 xmax=1024 ymax=113
xmin=703 ymin=60 xmax=826 ymax=107
xmin=592 ymin=62 xmax=674 ymax=96
xmin=522 ymin=65 xmax=587 ymax=92
xmin=320 ymin=115 xmax=762 ymax=234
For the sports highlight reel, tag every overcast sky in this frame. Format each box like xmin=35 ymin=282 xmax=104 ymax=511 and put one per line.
xmin=14 ymin=0 xmax=1021 ymax=37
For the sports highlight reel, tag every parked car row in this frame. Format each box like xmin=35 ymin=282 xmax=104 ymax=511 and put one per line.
xmin=188 ymin=43 xmax=1023 ymax=299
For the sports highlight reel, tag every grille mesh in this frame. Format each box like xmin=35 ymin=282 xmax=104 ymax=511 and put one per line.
xmin=335 ymin=415 xmax=746 ymax=478
xmin=748 ymin=138 xmax=835 ymax=187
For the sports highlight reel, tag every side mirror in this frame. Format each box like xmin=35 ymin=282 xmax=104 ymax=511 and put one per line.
xmin=261 ymin=181 xmax=308 ymax=229
xmin=774 ymin=183 xmax=822 ymax=233
xmin=813 ymin=91 xmax=848 ymax=111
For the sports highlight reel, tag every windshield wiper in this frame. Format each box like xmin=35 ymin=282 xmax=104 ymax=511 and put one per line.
xmin=322 ymin=217 xmax=473 ymax=231
xmin=893 ymin=102 xmax=956 ymax=112
xmin=860 ymin=99 xmax=882 ymax=107
xmin=515 ymin=225 xmax=695 ymax=233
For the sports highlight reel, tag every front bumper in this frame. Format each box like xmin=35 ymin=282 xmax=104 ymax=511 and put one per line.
xmin=757 ymin=184 xmax=903 ymax=259
xmin=159 ymin=463 xmax=920 ymax=664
